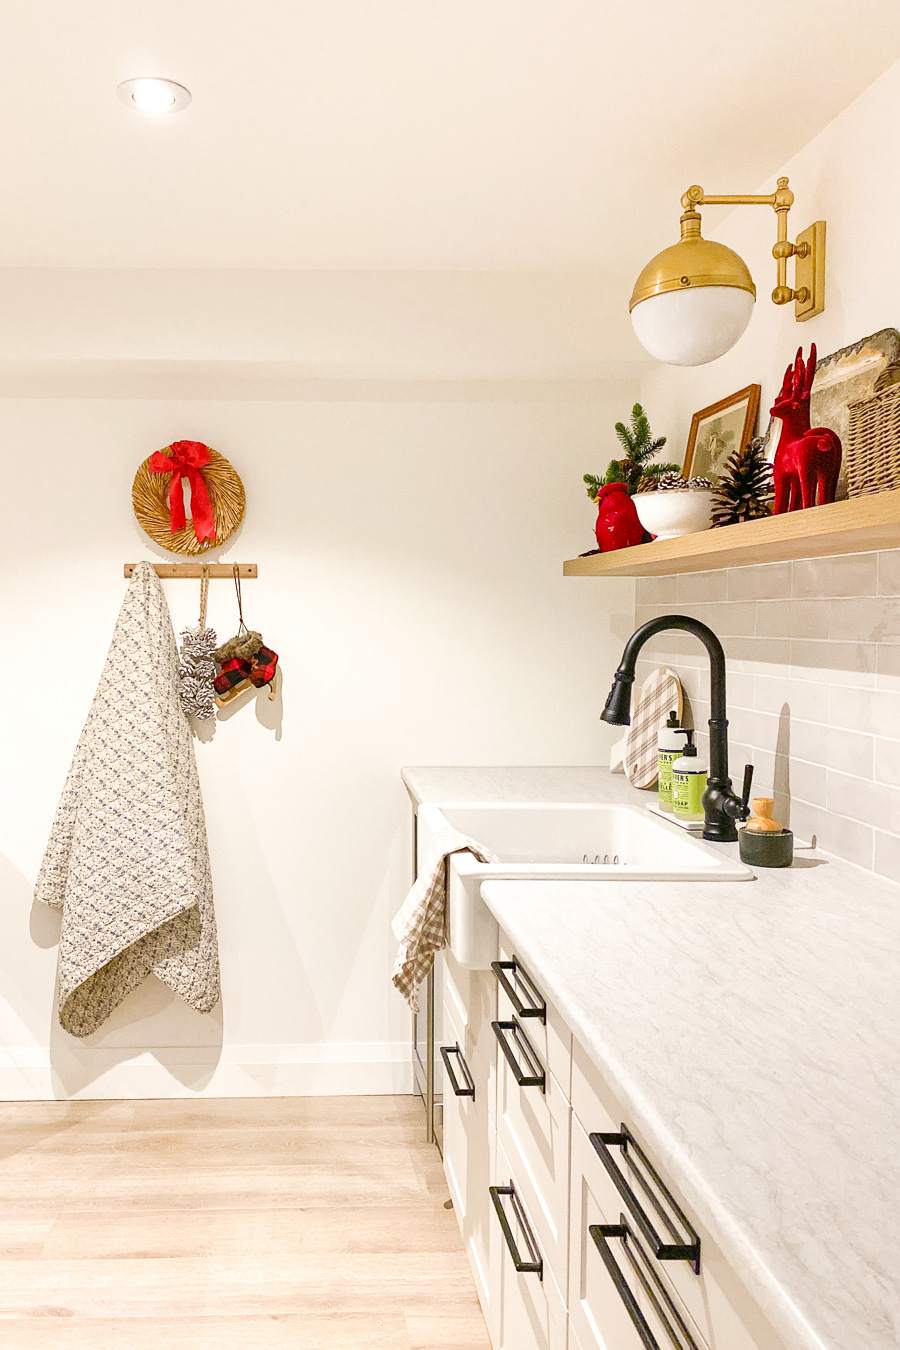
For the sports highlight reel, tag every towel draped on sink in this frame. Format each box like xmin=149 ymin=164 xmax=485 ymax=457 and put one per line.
xmin=34 ymin=562 xmax=220 ymax=1038
xmin=391 ymin=828 xmax=498 ymax=1011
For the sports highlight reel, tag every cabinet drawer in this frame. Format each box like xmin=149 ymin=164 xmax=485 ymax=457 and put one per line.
xmin=496 ymin=940 xmax=572 ymax=1098
xmin=495 ymin=1010 xmax=571 ymax=1297
xmin=441 ymin=996 xmax=493 ymax=1320
xmin=489 ymin=1132 xmax=568 ymax=1350
xmin=445 ymin=947 xmax=498 ymax=1043
xmin=570 ymin=1114 xmax=706 ymax=1350
xmin=572 ymin=1040 xmax=787 ymax=1350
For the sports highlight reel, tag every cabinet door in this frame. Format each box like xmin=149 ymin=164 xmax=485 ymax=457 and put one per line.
xmin=441 ymin=992 xmax=494 ymax=1320
xmin=490 ymin=1133 xmax=569 ymax=1350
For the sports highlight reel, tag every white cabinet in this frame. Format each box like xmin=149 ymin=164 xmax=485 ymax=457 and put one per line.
xmin=441 ymin=952 xmax=497 ymax=1320
xmin=442 ymin=928 xmax=788 ymax=1350
xmin=489 ymin=1132 xmax=569 ymax=1350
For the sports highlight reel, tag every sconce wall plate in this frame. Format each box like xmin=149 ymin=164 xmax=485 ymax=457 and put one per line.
xmin=794 ymin=220 xmax=826 ymax=321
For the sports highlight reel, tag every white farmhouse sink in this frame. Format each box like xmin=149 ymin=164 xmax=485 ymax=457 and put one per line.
xmin=417 ymin=801 xmax=751 ymax=970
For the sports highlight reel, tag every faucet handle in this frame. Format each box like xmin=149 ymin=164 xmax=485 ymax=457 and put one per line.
xmin=740 ymin=763 xmax=754 ymax=811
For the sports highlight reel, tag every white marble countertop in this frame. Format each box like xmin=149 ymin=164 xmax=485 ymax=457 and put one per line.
xmin=402 ymin=766 xmax=900 ymax=1350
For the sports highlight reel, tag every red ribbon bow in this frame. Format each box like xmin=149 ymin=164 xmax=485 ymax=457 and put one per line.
xmin=148 ymin=441 xmax=217 ymax=543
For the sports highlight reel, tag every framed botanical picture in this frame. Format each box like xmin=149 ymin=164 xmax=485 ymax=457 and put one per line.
xmin=683 ymin=384 xmax=760 ymax=484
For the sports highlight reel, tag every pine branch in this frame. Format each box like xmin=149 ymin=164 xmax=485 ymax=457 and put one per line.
xmin=614 ymin=422 xmax=634 ymax=457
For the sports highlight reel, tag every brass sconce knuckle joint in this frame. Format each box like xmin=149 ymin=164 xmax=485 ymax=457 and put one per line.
xmin=771 ymin=284 xmax=795 ymax=306
xmin=772 ymin=239 xmax=795 ymax=261
xmin=681 ymin=184 xmax=705 ymax=211
xmin=794 ymin=286 xmax=810 ymax=304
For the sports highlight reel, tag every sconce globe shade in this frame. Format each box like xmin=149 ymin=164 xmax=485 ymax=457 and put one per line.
xmin=629 ymin=230 xmax=756 ymax=365
xmin=630 ymin=286 xmax=755 ymax=366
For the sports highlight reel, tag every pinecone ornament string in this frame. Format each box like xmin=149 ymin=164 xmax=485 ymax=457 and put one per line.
xmin=712 ymin=436 xmax=774 ymax=527
xmin=178 ymin=567 xmax=218 ymax=719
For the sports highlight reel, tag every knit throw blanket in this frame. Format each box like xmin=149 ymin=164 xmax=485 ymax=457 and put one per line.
xmin=35 ymin=562 xmax=220 ymax=1038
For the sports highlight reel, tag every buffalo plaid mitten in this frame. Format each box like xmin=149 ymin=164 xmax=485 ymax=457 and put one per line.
xmin=249 ymin=645 xmax=278 ymax=688
xmin=214 ymin=657 xmax=252 ymax=695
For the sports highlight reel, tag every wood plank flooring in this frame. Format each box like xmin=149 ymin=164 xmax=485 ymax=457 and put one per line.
xmin=0 ymin=1096 xmax=490 ymax=1349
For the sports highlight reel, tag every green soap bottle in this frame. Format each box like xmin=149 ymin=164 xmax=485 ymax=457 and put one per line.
xmin=657 ymin=713 xmax=688 ymax=813
xmin=672 ymin=731 xmax=708 ymax=822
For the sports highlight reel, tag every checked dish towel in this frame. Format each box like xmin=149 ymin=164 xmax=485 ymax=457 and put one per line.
xmin=392 ymin=828 xmax=498 ymax=1012
xmin=35 ymin=562 xmax=220 ymax=1038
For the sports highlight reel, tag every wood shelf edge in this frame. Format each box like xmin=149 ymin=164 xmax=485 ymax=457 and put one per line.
xmin=563 ymin=490 xmax=900 ymax=578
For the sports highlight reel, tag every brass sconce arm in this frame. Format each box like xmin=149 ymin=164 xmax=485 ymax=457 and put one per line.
xmin=679 ymin=177 xmax=824 ymax=320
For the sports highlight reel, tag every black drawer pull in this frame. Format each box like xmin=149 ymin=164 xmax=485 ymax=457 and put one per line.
xmin=492 ymin=1019 xmax=545 ymax=1091
xmin=590 ymin=1217 xmax=700 ymax=1350
xmin=490 ymin=1183 xmax=543 ymax=1279
xmin=491 ymin=958 xmax=547 ymax=1023
xmin=439 ymin=1043 xmax=475 ymax=1099
xmin=590 ymin=1127 xmax=700 ymax=1272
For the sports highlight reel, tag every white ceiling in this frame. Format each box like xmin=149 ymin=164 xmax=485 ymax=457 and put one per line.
xmin=1 ymin=0 xmax=899 ymax=272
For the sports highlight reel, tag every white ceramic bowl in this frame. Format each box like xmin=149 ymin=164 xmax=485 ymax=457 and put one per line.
xmin=634 ymin=488 xmax=714 ymax=540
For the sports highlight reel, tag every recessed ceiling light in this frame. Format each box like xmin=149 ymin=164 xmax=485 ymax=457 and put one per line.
xmin=117 ymin=77 xmax=191 ymax=114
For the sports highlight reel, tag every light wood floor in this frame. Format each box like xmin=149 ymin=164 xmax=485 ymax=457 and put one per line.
xmin=0 ymin=1095 xmax=491 ymax=1349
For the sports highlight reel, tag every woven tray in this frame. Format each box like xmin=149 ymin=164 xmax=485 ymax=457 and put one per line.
xmin=846 ymin=380 xmax=900 ymax=497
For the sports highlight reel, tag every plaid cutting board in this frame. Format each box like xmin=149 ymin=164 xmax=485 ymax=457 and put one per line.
xmin=624 ymin=667 xmax=683 ymax=788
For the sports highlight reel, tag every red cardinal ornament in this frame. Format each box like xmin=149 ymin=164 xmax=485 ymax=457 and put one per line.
xmin=593 ymin=482 xmax=647 ymax=552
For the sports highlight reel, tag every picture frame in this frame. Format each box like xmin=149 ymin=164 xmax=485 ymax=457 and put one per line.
xmin=682 ymin=384 xmax=760 ymax=485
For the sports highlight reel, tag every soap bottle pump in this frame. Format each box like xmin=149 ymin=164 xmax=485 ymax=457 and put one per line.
xmin=672 ymin=730 xmax=708 ymax=822
xmin=657 ymin=713 xmax=689 ymax=814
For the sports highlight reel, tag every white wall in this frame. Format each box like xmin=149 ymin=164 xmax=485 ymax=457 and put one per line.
xmin=0 ymin=379 xmax=635 ymax=1098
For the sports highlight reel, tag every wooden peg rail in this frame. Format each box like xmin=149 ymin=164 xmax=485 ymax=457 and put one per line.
xmin=124 ymin=563 xmax=258 ymax=579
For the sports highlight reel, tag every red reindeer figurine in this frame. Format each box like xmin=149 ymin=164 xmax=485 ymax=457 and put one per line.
xmin=771 ymin=344 xmax=842 ymax=513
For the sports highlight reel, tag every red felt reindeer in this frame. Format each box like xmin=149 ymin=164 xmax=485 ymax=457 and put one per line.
xmin=771 ymin=344 xmax=842 ymax=513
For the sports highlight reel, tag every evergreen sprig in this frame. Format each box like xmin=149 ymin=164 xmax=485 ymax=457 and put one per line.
xmin=584 ymin=404 xmax=677 ymax=498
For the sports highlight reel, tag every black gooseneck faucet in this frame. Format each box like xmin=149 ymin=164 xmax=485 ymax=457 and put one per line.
xmin=601 ymin=615 xmax=750 ymax=843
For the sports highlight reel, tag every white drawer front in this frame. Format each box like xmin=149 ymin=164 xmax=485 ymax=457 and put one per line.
xmin=569 ymin=1114 xmax=706 ymax=1350
xmin=572 ymin=1040 xmax=784 ymax=1350
xmin=495 ymin=1013 xmax=571 ymax=1296
xmin=496 ymin=940 xmax=573 ymax=1098
xmin=444 ymin=950 xmax=498 ymax=1058
xmin=441 ymin=996 xmax=493 ymax=1320
xmin=490 ymin=1132 xmax=568 ymax=1350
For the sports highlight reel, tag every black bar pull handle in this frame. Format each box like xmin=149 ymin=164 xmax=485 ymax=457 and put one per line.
xmin=490 ymin=1184 xmax=543 ymax=1279
xmin=439 ymin=1043 xmax=475 ymax=1099
xmin=491 ymin=958 xmax=547 ymax=1023
xmin=492 ymin=1019 xmax=545 ymax=1091
xmin=589 ymin=1128 xmax=700 ymax=1270
xmin=590 ymin=1219 xmax=700 ymax=1350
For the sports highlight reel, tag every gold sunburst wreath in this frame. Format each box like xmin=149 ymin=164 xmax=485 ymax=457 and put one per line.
xmin=132 ymin=444 xmax=246 ymax=555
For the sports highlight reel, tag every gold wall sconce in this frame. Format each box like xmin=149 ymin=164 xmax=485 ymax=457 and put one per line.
xmin=630 ymin=176 xmax=825 ymax=366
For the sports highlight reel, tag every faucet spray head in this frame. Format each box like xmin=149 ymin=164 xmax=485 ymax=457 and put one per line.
xmin=600 ymin=673 xmax=634 ymax=726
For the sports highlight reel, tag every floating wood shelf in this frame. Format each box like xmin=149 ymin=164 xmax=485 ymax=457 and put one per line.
xmin=563 ymin=490 xmax=900 ymax=578
xmin=124 ymin=563 xmax=258 ymax=579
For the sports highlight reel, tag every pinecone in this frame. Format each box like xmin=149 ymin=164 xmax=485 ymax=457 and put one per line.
xmin=712 ymin=437 xmax=773 ymax=527
xmin=657 ymin=471 xmax=687 ymax=491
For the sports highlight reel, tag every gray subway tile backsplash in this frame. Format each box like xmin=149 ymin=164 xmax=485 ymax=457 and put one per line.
xmin=633 ymin=548 xmax=900 ymax=881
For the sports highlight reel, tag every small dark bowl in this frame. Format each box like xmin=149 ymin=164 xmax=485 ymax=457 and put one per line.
xmin=739 ymin=827 xmax=794 ymax=868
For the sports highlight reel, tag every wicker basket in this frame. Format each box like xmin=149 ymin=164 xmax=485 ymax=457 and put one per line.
xmin=845 ymin=379 xmax=900 ymax=497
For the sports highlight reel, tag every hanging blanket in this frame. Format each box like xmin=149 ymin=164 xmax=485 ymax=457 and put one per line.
xmin=35 ymin=562 xmax=220 ymax=1037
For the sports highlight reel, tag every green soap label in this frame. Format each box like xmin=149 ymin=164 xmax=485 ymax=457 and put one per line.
xmin=673 ymin=769 xmax=707 ymax=819
xmin=657 ymin=750 xmax=680 ymax=808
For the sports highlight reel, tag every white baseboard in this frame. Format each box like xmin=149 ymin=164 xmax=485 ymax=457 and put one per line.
xmin=0 ymin=1042 xmax=415 ymax=1101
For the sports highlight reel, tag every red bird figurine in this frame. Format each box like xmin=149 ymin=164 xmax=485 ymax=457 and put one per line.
xmin=593 ymin=482 xmax=646 ymax=552
xmin=771 ymin=344 xmax=842 ymax=513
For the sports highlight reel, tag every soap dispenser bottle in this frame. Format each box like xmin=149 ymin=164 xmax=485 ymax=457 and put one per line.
xmin=672 ymin=731 xmax=708 ymax=822
xmin=657 ymin=713 xmax=688 ymax=814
